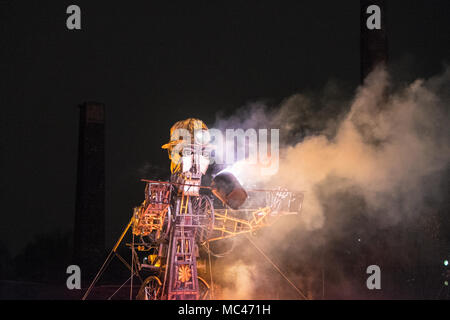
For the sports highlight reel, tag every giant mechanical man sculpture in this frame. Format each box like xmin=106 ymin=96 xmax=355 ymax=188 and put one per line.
xmin=83 ymin=118 xmax=303 ymax=300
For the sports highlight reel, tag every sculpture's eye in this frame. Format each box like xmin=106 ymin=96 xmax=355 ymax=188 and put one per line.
xmin=182 ymin=147 xmax=193 ymax=156
xmin=202 ymin=147 xmax=210 ymax=159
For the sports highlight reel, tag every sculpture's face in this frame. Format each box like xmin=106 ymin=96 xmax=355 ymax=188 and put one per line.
xmin=162 ymin=119 xmax=211 ymax=195
xmin=177 ymin=142 xmax=210 ymax=193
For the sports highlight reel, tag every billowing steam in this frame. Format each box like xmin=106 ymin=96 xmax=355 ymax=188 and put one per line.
xmin=210 ymin=66 xmax=450 ymax=299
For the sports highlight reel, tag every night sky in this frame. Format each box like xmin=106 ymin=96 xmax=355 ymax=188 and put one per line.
xmin=1 ymin=0 xmax=449 ymax=255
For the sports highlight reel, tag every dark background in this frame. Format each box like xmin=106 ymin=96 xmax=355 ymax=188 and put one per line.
xmin=0 ymin=0 xmax=449 ymax=298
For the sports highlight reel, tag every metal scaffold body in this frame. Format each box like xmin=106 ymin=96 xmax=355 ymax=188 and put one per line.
xmin=82 ymin=118 xmax=304 ymax=300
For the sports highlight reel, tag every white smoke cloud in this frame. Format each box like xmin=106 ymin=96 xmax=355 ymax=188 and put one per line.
xmin=210 ymin=65 xmax=450 ymax=298
xmin=214 ymin=66 xmax=450 ymax=230
xmin=216 ymin=262 xmax=257 ymax=299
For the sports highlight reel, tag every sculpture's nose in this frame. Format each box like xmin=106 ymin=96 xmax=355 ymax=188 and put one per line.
xmin=190 ymin=154 xmax=200 ymax=175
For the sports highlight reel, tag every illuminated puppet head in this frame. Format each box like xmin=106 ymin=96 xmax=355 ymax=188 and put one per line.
xmin=162 ymin=118 xmax=211 ymax=195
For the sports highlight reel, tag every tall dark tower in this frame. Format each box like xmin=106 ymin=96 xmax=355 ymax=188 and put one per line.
xmin=74 ymin=102 xmax=105 ymax=279
xmin=360 ymin=0 xmax=388 ymax=82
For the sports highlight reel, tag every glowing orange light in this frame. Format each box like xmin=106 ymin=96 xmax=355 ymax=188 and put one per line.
xmin=178 ymin=265 xmax=192 ymax=283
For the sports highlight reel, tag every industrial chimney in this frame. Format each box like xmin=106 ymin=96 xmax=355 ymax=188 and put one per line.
xmin=74 ymin=102 xmax=105 ymax=279
xmin=360 ymin=0 xmax=388 ymax=82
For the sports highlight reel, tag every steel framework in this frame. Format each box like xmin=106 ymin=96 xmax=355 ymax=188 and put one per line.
xmin=82 ymin=178 xmax=303 ymax=300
